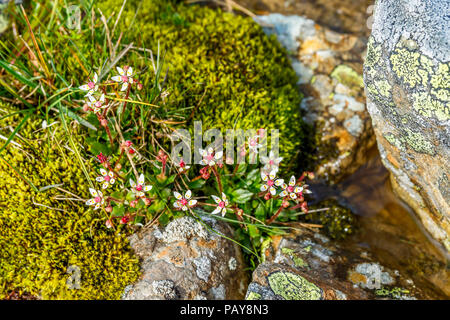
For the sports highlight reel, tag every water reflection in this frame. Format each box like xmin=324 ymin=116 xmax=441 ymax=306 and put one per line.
xmin=310 ymin=146 xmax=450 ymax=299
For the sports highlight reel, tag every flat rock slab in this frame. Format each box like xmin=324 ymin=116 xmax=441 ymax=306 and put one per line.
xmin=245 ymin=227 xmax=428 ymax=300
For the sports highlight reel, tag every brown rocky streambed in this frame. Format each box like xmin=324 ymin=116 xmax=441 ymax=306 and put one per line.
xmin=308 ymin=146 xmax=450 ymax=299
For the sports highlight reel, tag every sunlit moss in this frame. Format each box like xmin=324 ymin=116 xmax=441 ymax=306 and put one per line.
xmin=0 ymin=114 xmax=140 ymax=299
xmin=95 ymin=0 xmax=310 ymax=171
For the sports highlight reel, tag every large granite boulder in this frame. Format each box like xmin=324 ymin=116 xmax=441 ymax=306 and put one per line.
xmin=363 ymin=0 xmax=450 ymax=251
xmin=122 ymin=216 xmax=248 ymax=300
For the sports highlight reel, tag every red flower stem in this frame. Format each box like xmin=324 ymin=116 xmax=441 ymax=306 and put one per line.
xmin=122 ymin=85 xmax=131 ymax=114
xmin=97 ymin=113 xmax=114 ymax=146
xmin=232 ymin=163 xmax=239 ymax=176
xmin=107 ymin=197 xmax=124 ymax=203
xmin=211 ymin=166 xmax=223 ymax=194
xmin=197 ymin=202 xmax=217 ymax=207
xmin=104 ymin=125 xmax=114 ymax=146
xmin=114 ymin=148 xmax=124 ymax=168
xmin=191 ymin=175 xmax=203 ymax=182
xmin=266 ymin=206 xmax=284 ymax=225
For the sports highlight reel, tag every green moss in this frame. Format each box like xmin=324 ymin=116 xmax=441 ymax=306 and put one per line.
xmin=305 ymin=199 xmax=357 ymax=240
xmin=94 ymin=0 xmax=309 ymax=170
xmin=0 ymin=113 xmax=140 ymax=299
xmin=267 ymin=271 xmax=322 ymax=300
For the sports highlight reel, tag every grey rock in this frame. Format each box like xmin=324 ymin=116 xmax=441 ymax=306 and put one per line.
xmin=364 ymin=0 xmax=450 ymax=251
xmin=123 ymin=216 xmax=248 ymax=300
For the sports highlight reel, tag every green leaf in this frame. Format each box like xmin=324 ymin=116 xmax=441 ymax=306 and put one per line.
xmin=125 ymin=191 xmax=135 ymax=202
xmin=112 ymin=205 xmax=125 ymax=217
xmin=88 ymin=140 xmax=110 ymax=156
xmin=255 ymin=203 xmax=266 ymax=221
xmin=0 ymin=59 xmax=39 ymax=90
xmin=0 ymin=111 xmax=32 ymax=155
xmin=231 ymin=188 xmax=253 ymax=204
xmin=247 ymin=168 xmax=260 ymax=182
xmin=188 ymin=179 xmax=205 ymax=189
xmin=236 ymin=163 xmax=247 ymax=174
xmin=248 ymin=225 xmax=260 ymax=238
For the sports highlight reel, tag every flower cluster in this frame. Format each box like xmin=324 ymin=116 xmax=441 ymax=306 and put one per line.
xmin=78 ymin=64 xmax=314 ymax=234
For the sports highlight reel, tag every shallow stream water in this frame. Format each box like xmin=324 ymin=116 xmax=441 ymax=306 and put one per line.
xmin=310 ymin=146 xmax=450 ymax=299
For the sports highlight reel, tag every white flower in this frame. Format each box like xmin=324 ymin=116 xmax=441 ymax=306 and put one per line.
xmin=79 ymin=72 xmax=98 ymax=96
xmin=260 ymin=150 xmax=283 ymax=174
xmin=87 ymin=93 xmax=107 ymax=114
xmin=85 ymin=188 xmax=104 ymax=210
xmin=111 ymin=66 xmax=134 ymax=91
xmin=279 ymin=176 xmax=304 ymax=200
xmin=210 ymin=193 xmax=229 ymax=217
xmin=260 ymin=170 xmax=284 ymax=196
xmin=177 ymin=159 xmax=190 ymax=173
xmin=129 ymin=173 xmax=152 ymax=198
xmin=96 ymin=168 xmax=115 ymax=189
xmin=199 ymin=147 xmax=223 ymax=166
xmin=173 ymin=190 xmax=197 ymax=211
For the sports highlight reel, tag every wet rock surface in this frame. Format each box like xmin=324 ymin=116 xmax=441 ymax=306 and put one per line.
xmin=255 ymin=14 xmax=375 ymax=183
xmin=122 ymin=216 xmax=248 ymax=300
xmin=244 ymin=227 xmax=443 ymax=300
xmin=363 ymin=0 xmax=450 ymax=251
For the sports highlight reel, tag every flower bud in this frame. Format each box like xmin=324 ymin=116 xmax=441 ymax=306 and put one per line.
xmin=105 ymin=205 xmax=113 ymax=213
xmin=120 ymin=216 xmax=129 ymax=224
xmin=143 ymin=198 xmax=152 ymax=206
xmin=124 ymin=140 xmax=133 ymax=147
xmin=264 ymin=193 xmax=271 ymax=201
xmin=115 ymin=163 xmax=122 ymax=171
xmin=128 ymin=148 xmax=135 ymax=155
xmin=105 ymin=219 xmax=113 ymax=229
xmin=282 ymin=200 xmax=290 ymax=208
xmin=130 ymin=200 xmax=138 ymax=208
xmin=301 ymin=202 xmax=308 ymax=213
xmin=97 ymin=153 xmax=108 ymax=164
xmin=202 ymin=172 xmax=210 ymax=180
xmin=137 ymin=83 xmax=143 ymax=91
xmin=83 ymin=104 xmax=90 ymax=112
xmin=100 ymin=118 xmax=108 ymax=127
